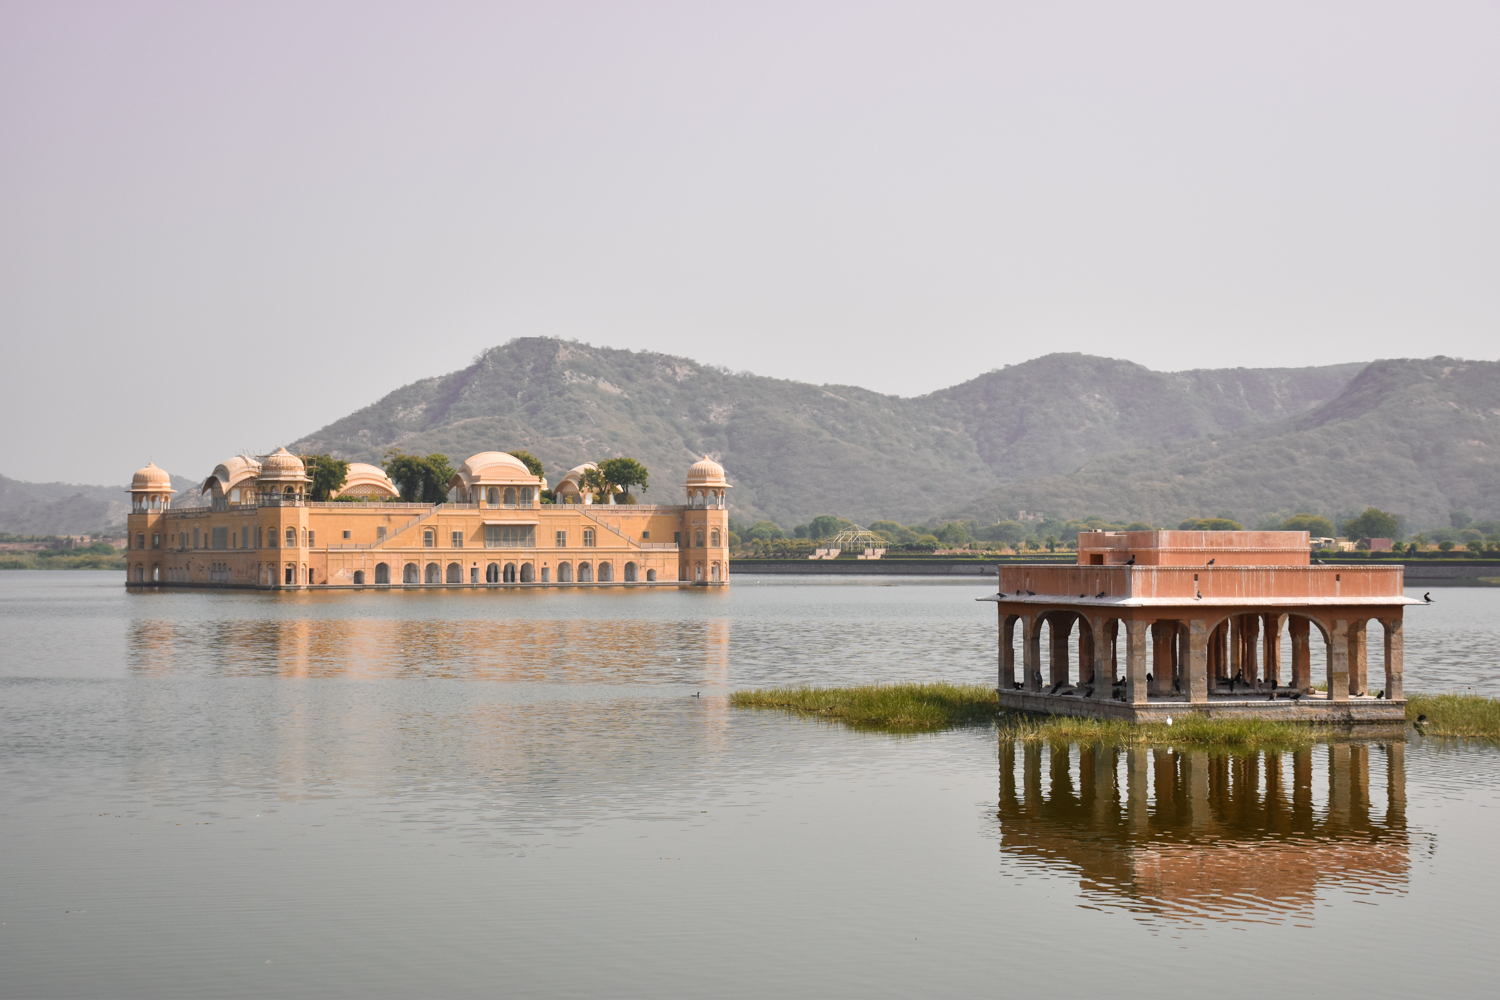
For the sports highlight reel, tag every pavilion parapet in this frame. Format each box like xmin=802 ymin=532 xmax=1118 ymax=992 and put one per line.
xmin=998 ymin=563 xmax=1408 ymax=605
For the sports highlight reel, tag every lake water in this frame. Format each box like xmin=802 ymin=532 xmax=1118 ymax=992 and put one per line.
xmin=2 ymin=572 xmax=1498 ymax=998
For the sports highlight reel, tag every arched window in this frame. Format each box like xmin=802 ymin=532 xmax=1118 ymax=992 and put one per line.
xmin=503 ymin=562 xmax=517 ymax=583
xmin=135 ymin=565 xmax=144 ymax=582
xmin=504 ymin=487 xmax=517 ymax=505
xmin=578 ymin=562 xmax=593 ymax=582
xmin=423 ymin=529 xmax=435 ymax=547
xmin=646 ymin=568 xmax=656 ymax=582
xmin=353 ymin=570 xmax=366 ymax=585
xmin=558 ymin=562 xmax=573 ymax=582
xmin=694 ymin=530 xmax=704 ymax=548
xmin=597 ymin=562 xmax=613 ymax=582
xmin=375 ymin=563 xmax=390 ymax=584
xmin=694 ymin=563 xmax=703 ymax=582
xmin=486 ymin=562 xmax=500 ymax=583
xmin=520 ymin=487 xmax=534 ymax=505
xmin=710 ymin=562 xmax=720 ymax=582
xmin=284 ymin=565 xmax=294 ymax=585
xmin=487 ymin=487 xmax=499 ymax=505
xmin=446 ymin=562 xmax=462 ymax=583
xmin=541 ymin=566 xmax=550 ymax=582
xmin=285 ymin=527 xmax=296 ymax=548
xmin=520 ymin=562 xmax=535 ymax=582
xmin=624 ymin=561 xmax=637 ymax=582
xmin=425 ymin=562 xmax=441 ymax=583
xmin=404 ymin=562 xmax=420 ymax=584
xmin=710 ymin=529 xmax=720 ymax=547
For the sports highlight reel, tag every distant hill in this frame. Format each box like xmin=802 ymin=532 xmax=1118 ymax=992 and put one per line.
xmin=943 ymin=357 xmax=1500 ymax=530
xmin=290 ymin=337 xmax=1363 ymax=526
xmin=0 ymin=474 xmax=196 ymax=535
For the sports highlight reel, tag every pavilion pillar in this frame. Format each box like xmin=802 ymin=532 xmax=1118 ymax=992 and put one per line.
xmin=1023 ymin=741 xmax=1042 ymax=809
xmin=1382 ymin=618 xmax=1404 ymax=701
xmin=1243 ymin=614 xmax=1261 ymax=685
xmin=1184 ymin=751 xmax=1209 ymax=832
xmin=1107 ymin=619 xmax=1119 ymax=682
xmin=999 ymin=739 xmax=1017 ymax=805
xmin=1125 ymin=620 xmax=1150 ymax=705
xmin=1091 ymin=617 xmax=1114 ymax=700
xmin=1348 ymin=619 xmax=1368 ymax=696
xmin=1187 ymin=620 xmax=1209 ymax=704
xmin=1000 ymin=613 xmax=1017 ymax=691
xmin=1078 ymin=617 xmax=1096 ymax=687
xmin=1176 ymin=623 xmax=1191 ymax=696
xmin=1349 ymin=744 xmax=1371 ymax=827
xmin=1229 ymin=615 xmax=1243 ymax=679
xmin=1050 ymin=616 xmax=1073 ymax=688
xmin=1149 ymin=622 xmax=1169 ymax=695
xmin=1328 ymin=742 xmax=1352 ymax=826
xmin=1022 ymin=615 xmax=1041 ymax=692
xmin=1290 ymin=617 xmax=1312 ymax=692
xmin=1262 ymin=614 xmax=1283 ymax=687
xmin=1328 ymin=619 xmax=1350 ymax=702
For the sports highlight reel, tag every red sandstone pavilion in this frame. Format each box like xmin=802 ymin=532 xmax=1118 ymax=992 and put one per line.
xmin=980 ymin=530 xmax=1419 ymax=724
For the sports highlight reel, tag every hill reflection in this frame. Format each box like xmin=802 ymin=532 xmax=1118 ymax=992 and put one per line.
xmin=997 ymin=741 xmax=1409 ymax=926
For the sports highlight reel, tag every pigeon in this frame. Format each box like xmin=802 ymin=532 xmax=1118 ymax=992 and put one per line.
xmin=1016 ymin=588 xmax=1022 ymax=595
xmin=1125 ymin=555 xmax=1136 ymax=565
xmin=1026 ymin=589 xmax=1036 ymax=596
xmin=1079 ymin=593 xmax=1087 ymax=598
xmin=1195 ymin=591 xmax=1202 ymax=600
xmin=1082 ymin=686 xmax=1093 ymax=698
xmin=1314 ymin=558 xmax=1325 ymax=564
xmin=1207 ymin=558 xmax=1216 ymax=566
xmin=1423 ymin=592 xmax=1433 ymax=604
xmin=1096 ymin=591 xmax=1106 ymax=598
xmin=1289 ymin=691 xmax=1302 ymax=701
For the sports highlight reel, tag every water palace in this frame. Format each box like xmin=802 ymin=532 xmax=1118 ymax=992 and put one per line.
xmin=981 ymin=530 xmax=1417 ymax=724
xmin=125 ymin=450 xmax=732 ymax=589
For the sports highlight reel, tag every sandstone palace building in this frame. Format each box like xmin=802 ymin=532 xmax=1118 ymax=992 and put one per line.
xmin=125 ymin=450 xmax=731 ymax=589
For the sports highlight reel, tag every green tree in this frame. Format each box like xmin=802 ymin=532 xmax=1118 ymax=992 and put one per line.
xmin=806 ymin=515 xmax=851 ymax=541
xmin=382 ymin=451 xmax=454 ymax=504
xmin=934 ymin=522 xmax=971 ymax=546
xmin=746 ymin=521 xmax=784 ymax=541
xmin=1341 ymin=507 xmax=1399 ymax=541
xmin=507 ymin=450 xmax=544 ymax=479
xmin=977 ymin=520 xmax=1025 ymax=545
xmin=579 ymin=466 xmax=611 ymax=503
xmin=300 ymin=453 xmax=349 ymax=502
xmin=1467 ymin=539 xmax=1485 ymax=554
xmin=1450 ymin=510 xmax=1472 ymax=529
xmin=597 ymin=457 xmax=649 ymax=500
xmin=1282 ymin=513 xmax=1336 ymax=538
xmin=1045 ymin=534 xmax=1057 ymax=552
xmin=1438 ymin=540 xmax=1455 ymax=552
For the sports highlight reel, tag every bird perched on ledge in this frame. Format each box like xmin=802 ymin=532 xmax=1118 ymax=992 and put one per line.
xmin=1423 ymin=592 xmax=1433 ymax=603
xmin=1096 ymin=591 xmax=1106 ymax=598
xmin=1207 ymin=558 xmax=1216 ymax=565
xmin=1125 ymin=554 xmax=1136 ymax=565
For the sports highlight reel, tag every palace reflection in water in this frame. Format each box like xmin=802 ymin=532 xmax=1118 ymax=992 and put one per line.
xmin=997 ymin=740 xmax=1410 ymax=926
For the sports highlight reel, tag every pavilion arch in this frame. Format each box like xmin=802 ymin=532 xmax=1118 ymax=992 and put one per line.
xmin=503 ymin=486 xmax=517 ymax=505
xmin=403 ymin=562 xmax=420 ymax=584
xmin=646 ymin=568 xmax=656 ymax=581
xmin=446 ymin=562 xmax=462 ymax=583
xmin=520 ymin=562 xmax=535 ymax=582
xmin=375 ymin=562 xmax=390 ymax=584
xmin=557 ymin=561 xmax=573 ymax=583
xmin=624 ymin=561 xmax=638 ymax=582
xmin=425 ymin=562 xmax=441 ymax=584
xmin=578 ymin=562 xmax=594 ymax=582
xmin=486 ymin=562 xmax=500 ymax=583
xmin=503 ymin=562 xmax=517 ymax=583
xmin=353 ymin=570 xmax=366 ymax=585
xmin=597 ymin=562 xmax=613 ymax=582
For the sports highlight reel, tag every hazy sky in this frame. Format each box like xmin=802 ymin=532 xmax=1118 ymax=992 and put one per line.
xmin=3 ymin=1 xmax=1497 ymax=485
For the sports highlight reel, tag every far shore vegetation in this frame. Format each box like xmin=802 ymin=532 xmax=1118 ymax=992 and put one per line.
xmin=731 ymin=683 xmax=1500 ymax=743
xmin=0 ymin=535 xmax=124 ymax=571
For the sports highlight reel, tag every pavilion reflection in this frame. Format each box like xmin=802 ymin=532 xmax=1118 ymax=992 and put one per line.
xmin=997 ymin=740 xmax=1409 ymax=925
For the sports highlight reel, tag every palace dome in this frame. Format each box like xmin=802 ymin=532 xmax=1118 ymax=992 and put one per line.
xmin=457 ymin=451 xmax=537 ymax=481
xmin=131 ymin=462 xmax=172 ymax=490
xmin=685 ymin=455 xmax=728 ymax=486
xmin=336 ymin=463 xmax=400 ymax=499
xmin=258 ymin=447 xmax=309 ymax=482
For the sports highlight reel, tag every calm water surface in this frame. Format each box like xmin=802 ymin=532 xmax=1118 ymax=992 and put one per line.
xmin=2 ymin=573 xmax=1498 ymax=998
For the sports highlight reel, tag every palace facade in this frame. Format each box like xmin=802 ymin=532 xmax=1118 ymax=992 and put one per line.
xmin=125 ymin=451 xmax=731 ymax=589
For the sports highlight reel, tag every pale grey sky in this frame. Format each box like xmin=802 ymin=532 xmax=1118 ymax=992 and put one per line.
xmin=2 ymin=1 xmax=1496 ymax=485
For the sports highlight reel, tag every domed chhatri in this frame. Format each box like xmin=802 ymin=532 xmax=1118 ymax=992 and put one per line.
xmin=684 ymin=455 xmax=730 ymax=509
xmin=131 ymin=461 xmax=173 ymax=490
xmin=686 ymin=455 xmax=727 ymax=485
xmin=124 ymin=452 xmax=730 ymax=590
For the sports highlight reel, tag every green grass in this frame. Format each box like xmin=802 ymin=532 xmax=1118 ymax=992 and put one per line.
xmin=1407 ymin=693 xmax=1500 ymax=739
xmin=731 ymin=683 xmax=1317 ymax=746
xmin=0 ymin=551 xmax=125 ymax=570
xmin=729 ymin=683 xmax=999 ymax=732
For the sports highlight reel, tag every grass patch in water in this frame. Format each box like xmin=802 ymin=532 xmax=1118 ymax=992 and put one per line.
xmin=996 ymin=712 xmax=1315 ymax=749
xmin=729 ymin=683 xmax=998 ymax=732
xmin=1407 ymin=693 xmax=1500 ymax=739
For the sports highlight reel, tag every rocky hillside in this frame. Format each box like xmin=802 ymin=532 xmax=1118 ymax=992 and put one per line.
xmin=0 ymin=474 xmax=194 ymax=535
xmin=944 ymin=357 xmax=1500 ymax=530
xmin=290 ymin=338 xmax=1363 ymax=526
